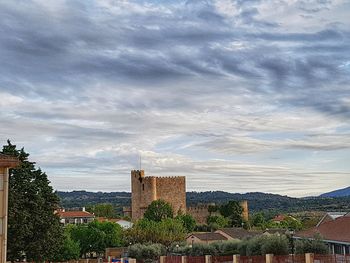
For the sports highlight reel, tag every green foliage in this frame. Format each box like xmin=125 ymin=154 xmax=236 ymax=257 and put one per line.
xmin=128 ymin=243 xmax=165 ymax=261
xmin=219 ymin=201 xmax=243 ymax=227
xmin=280 ymin=216 xmax=303 ymax=231
xmin=51 ymin=229 xmax=80 ymax=261
xmin=207 ymin=215 xmax=230 ymax=230
xmin=176 ymin=214 xmax=196 ymax=232
xmin=125 ymin=218 xmax=186 ymax=247
xmin=87 ymin=203 xmax=116 ymax=218
xmin=69 ymin=221 xmax=123 ymax=257
xmin=144 ymin=199 xmax=174 ymax=222
xmin=2 ymin=141 xmax=64 ymax=262
xmin=250 ymin=213 xmax=266 ymax=229
xmin=211 ymin=240 xmax=240 ymax=256
xmin=261 ymin=235 xmax=290 ymax=255
xmin=245 ymin=235 xmax=289 ymax=256
xmin=295 ymin=234 xmax=328 ymax=254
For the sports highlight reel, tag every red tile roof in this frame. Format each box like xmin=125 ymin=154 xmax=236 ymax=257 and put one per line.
xmin=57 ymin=210 xmax=95 ymax=218
xmin=295 ymin=215 xmax=350 ymax=243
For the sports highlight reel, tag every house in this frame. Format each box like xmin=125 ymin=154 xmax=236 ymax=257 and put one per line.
xmin=294 ymin=213 xmax=350 ymax=255
xmin=186 ymin=232 xmax=227 ymax=245
xmin=57 ymin=208 xmax=95 ymax=225
xmin=215 ymin=228 xmax=261 ymax=240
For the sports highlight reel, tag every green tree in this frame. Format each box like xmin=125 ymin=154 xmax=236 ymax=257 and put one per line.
xmin=2 ymin=141 xmax=64 ymax=262
xmin=207 ymin=215 xmax=230 ymax=230
xmin=176 ymin=214 xmax=196 ymax=232
xmin=51 ymin=228 xmax=80 ymax=261
xmin=280 ymin=216 xmax=303 ymax=231
xmin=261 ymin=235 xmax=290 ymax=255
xmin=128 ymin=243 xmax=165 ymax=262
xmin=70 ymin=221 xmax=123 ymax=257
xmin=87 ymin=203 xmax=116 ymax=218
xmin=125 ymin=218 xmax=186 ymax=247
xmin=295 ymin=234 xmax=328 ymax=254
xmin=144 ymin=199 xmax=173 ymax=222
xmin=250 ymin=213 xmax=266 ymax=229
xmin=219 ymin=201 xmax=243 ymax=227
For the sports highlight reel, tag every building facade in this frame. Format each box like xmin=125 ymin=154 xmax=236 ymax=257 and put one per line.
xmin=131 ymin=170 xmax=186 ymax=221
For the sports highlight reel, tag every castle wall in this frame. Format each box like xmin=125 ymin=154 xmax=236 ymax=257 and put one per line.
xmin=155 ymin=176 xmax=186 ymax=215
xmin=188 ymin=201 xmax=249 ymax=225
xmin=187 ymin=204 xmax=215 ymax=225
xmin=131 ymin=170 xmax=186 ymax=221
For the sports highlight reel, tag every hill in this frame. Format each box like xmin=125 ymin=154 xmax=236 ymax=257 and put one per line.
xmin=320 ymin=186 xmax=350 ymax=197
xmin=57 ymin=190 xmax=350 ymax=214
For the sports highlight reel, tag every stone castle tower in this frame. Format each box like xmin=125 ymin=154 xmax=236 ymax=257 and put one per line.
xmin=131 ymin=170 xmax=186 ymax=221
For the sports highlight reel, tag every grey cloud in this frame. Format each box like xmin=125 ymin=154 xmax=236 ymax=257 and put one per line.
xmin=0 ymin=0 xmax=349 ymax=196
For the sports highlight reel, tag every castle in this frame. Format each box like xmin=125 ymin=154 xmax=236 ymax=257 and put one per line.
xmin=131 ymin=170 xmax=186 ymax=221
xmin=130 ymin=169 xmax=249 ymax=223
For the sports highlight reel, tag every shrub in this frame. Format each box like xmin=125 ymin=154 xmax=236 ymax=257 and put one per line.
xmin=261 ymin=235 xmax=289 ymax=255
xmin=128 ymin=243 xmax=165 ymax=261
xmin=295 ymin=235 xmax=328 ymax=254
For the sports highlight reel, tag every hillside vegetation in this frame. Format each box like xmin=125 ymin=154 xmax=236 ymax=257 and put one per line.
xmin=57 ymin=190 xmax=350 ymax=214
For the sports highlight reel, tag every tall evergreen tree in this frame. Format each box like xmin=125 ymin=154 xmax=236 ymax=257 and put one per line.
xmin=1 ymin=140 xmax=63 ymax=262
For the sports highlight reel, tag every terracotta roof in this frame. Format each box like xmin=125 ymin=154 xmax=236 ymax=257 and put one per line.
xmin=316 ymin=212 xmax=347 ymax=227
xmin=0 ymin=153 xmax=19 ymax=168
xmin=295 ymin=215 xmax=350 ymax=244
xmin=57 ymin=210 xmax=95 ymax=218
xmin=217 ymin=228 xmax=261 ymax=239
xmin=190 ymin=232 xmax=227 ymax=241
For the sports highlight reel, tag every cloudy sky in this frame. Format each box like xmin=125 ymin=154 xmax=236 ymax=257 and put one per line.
xmin=0 ymin=0 xmax=349 ymax=197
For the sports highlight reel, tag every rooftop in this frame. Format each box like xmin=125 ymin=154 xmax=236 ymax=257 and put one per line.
xmin=295 ymin=215 xmax=350 ymax=244
xmin=57 ymin=210 xmax=95 ymax=218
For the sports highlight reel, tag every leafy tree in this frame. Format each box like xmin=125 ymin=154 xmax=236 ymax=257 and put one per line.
xmin=51 ymin=228 xmax=80 ymax=261
xmin=250 ymin=213 xmax=266 ymax=229
xmin=295 ymin=234 xmax=328 ymax=254
xmin=261 ymin=235 xmax=290 ymax=255
xmin=207 ymin=215 xmax=230 ymax=230
xmin=219 ymin=201 xmax=243 ymax=227
xmin=2 ymin=141 xmax=64 ymax=262
xmin=70 ymin=221 xmax=123 ymax=257
xmin=125 ymin=218 xmax=186 ymax=247
xmin=175 ymin=214 xmax=196 ymax=232
xmin=280 ymin=216 xmax=303 ymax=231
xmin=86 ymin=203 xmax=116 ymax=218
xmin=128 ymin=243 xmax=165 ymax=262
xmin=144 ymin=199 xmax=173 ymax=222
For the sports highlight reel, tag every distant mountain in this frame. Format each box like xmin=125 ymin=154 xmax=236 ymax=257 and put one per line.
xmin=57 ymin=190 xmax=350 ymax=214
xmin=320 ymin=187 xmax=350 ymax=197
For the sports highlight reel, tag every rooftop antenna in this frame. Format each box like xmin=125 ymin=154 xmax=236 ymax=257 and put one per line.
xmin=139 ymin=154 xmax=142 ymax=170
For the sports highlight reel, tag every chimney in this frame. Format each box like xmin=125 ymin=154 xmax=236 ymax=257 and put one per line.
xmin=82 ymin=207 xmax=85 ymax=212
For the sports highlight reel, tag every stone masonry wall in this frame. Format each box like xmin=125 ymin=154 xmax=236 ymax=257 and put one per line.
xmin=131 ymin=170 xmax=186 ymax=221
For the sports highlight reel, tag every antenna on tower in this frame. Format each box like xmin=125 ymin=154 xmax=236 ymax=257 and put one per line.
xmin=139 ymin=154 xmax=142 ymax=170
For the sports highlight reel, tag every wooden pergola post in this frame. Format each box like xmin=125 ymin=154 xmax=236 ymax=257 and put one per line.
xmin=0 ymin=154 xmax=19 ymax=263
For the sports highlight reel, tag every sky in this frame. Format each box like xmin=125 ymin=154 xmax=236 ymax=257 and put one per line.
xmin=0 ymin=0 xmax=349 ymax=197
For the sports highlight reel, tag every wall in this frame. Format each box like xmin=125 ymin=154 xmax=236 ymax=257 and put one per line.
xmin=188 ymin=201 xmax=249 ymax=225
xmin=131 ymin=170 xmax=186 ymax=221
